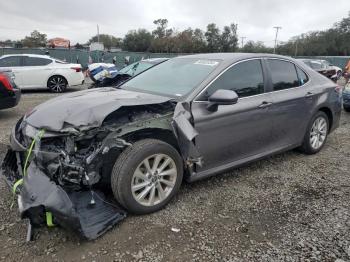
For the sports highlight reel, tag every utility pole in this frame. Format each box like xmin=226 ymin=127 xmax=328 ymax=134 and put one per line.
xmin=294 ymin=40 xmax=299 ymax=57
xmin=97 ymin=24 xmax=100 ymax=43
xmin=240 ymin=37 xmax=246 ymax=48
xmin=273 ymin=26 xmax=282 ymax=54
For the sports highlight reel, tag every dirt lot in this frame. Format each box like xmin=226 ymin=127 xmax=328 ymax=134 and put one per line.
xmin=0 ymin=85 xmax=349 ymax=262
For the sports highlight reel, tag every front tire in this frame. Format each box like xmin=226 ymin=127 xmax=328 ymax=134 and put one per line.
xmin=111 ymin=139 xmax=183 ymax=214
xmin=344 ymin=105 xmax=350 ymax=112
xmin=300 ymin=111 xmax=329 ymax=154
xmin=47 ymin=75 xmax=67 ymax=93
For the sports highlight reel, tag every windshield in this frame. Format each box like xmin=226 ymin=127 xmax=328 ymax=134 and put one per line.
xmin=119 ymin=61 xmax=153 ymax=76
xmin=121 ymin=58 xmax=220 ymax=97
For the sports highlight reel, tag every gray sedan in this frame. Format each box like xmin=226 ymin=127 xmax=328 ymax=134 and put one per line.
xmin=1 ymin=53 xmax=342 ymax=239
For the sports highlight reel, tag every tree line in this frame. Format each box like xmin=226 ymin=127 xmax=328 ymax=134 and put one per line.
xmin=1 ymin=11 xmax=349 ymax=56
xmin=277 ymin=12 xmax=350 ymax=56
xmin=121 ymin=19 xmax=238 ymax=53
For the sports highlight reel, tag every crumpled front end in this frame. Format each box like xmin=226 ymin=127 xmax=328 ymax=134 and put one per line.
xmin=1 ymin=98 xmax=201 ymax=240
xmin=1 ymin=120 xmax=127 ymax=239
xmin=1 ymin=99 xmax=202 ymax=239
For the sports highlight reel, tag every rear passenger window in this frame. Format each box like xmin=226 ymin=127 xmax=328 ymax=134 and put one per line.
xmin=204 ymin=59 xmax=264 ymax=99
xmin=296 ymin=67 xmax=309 ymax=86
xmin=0 ymin=56 xmax=22 ymax=67
xmin=24 ymin=57 xmax=52 ymax=66
xmin=268 ymin=59 xmax=299 ymax=91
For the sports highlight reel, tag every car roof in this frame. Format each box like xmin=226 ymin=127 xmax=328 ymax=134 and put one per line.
xmin=0 ymin=54 xmax=52 ymax=59
xmin=176 ymin=53 xmax=293 ymax=62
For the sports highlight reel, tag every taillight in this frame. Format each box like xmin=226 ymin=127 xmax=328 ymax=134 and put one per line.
xmin=71 ymin=67 xmax=82 ymax=72
xmin=0 ymin=74 xmax=14 ymax=91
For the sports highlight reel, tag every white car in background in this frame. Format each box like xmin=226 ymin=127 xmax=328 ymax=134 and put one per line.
xmin=0 ymin=54 xmax=84 ymax=92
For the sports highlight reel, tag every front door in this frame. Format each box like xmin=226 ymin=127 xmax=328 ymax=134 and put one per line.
xmin=191 ymin=59 xmax=275 ymax=172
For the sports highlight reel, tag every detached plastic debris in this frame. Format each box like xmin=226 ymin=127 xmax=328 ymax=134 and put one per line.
xmin=3 ymin=160 xmax=126 ymax=240
xmin=171 ymin=227 xmax=180 ymax=233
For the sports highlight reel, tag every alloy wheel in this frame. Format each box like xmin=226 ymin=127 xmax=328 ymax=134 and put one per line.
xmin=309 ymin=116 xmax=328 ymax=150
xmin=48 ymin=76 xmax=66 ymax=92
xmin=131 ymin=153 xmax=178 ymax=207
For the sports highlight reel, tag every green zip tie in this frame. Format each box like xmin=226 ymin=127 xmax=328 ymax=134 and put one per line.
xmin=12 ymin=129 xmax=45 ymax=195
xmin=12 ymin=178 xmax=23 ymax=194
xmin=46 ymin=212 xmax=55 ymax=227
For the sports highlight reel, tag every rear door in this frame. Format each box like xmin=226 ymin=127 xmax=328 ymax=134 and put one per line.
xmin=21 ymin=56 xmax=53 ymax=88
xmin=0 ymin=56 xmax=23 ymax=87
xmin=191 ymin=59 xmax=275 ymax=172
xmin=266 ymin=58 xmax=315 ymax=148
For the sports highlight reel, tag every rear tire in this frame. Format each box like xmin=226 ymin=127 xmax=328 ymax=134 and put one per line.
xmin=47 ymin=75 xmax=67 ymax=93
xmin=300 ymin=111 xmax=329 ymax=154
xmin=111 ymin=139 xmax=183 ymax=215
xmin=344 ymin=105 xmax=350 ymax=112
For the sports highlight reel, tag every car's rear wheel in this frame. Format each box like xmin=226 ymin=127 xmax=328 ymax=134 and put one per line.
xmin=344 ymin=105 xmax=350 ymax=112
xmin=111 ymin=139 xmax=183 ymax=214
xmin=300 ymin=111 xmax=329 ymax=154
xmin=47 ymin=75 xmax=67 ymax=93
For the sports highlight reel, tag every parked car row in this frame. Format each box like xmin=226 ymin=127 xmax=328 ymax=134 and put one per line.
xmin=87 ymin=58 xmax=168 ymax=88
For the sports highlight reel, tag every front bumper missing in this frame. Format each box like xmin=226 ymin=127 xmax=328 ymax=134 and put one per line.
xmin=1 ymin=148 xmax=126 ymax=240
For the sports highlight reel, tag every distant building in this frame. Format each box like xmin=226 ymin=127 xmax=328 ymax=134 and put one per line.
xmin=89 ymin=42 xmax=104 ymax=51
xmin=48 ymin=38 xmax=70 ymax=48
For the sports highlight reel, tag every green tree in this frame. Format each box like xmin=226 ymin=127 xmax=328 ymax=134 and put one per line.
xmin=74 ymin=43 xmax=85 ymax=49
xmin=205 ymin=23 xmax=221 ymax=52
xmin=21 ymin=30 xmax=47 ymax=48
xmin=220 ymin=24 xmax=238 ymax=52
xmin=241 ymin=41 xmax=273 ymax=53
xmin=123 ymin=29 xmax=153 ymax=52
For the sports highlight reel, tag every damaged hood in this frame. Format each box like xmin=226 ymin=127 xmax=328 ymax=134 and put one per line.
xmin=24 ymin=87 xmax=171 ymax=132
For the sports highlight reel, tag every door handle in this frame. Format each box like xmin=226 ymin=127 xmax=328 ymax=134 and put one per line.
xmin=258 ymin=101 xmax=273 ymax=108
xmin=305 ymin=92 xmax=314 ymax=98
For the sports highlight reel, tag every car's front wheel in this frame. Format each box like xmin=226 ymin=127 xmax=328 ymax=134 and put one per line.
xmin=300 ymin=111 xmax=329 ymax=154
xmin=111 ymin=139 xmax=183 ymax=214
xmin=47 ymin=75 xmax=67 ymax=93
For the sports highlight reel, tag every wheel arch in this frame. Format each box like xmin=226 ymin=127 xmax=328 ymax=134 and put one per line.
xmin=318 ymin=106 xmax=333 ymax=131
xmin=122 ymin=128 xmax=180 ymax=153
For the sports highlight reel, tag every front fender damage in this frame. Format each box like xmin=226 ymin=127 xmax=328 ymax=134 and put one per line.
xmin=1 ymin=100 xmax=202 ymax=240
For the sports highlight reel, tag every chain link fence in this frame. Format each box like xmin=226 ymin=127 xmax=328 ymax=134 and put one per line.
xmin=1 ymin=48 xmax=350 ymax=69
xmin=0 ymin=48 xmax=180 ymax=69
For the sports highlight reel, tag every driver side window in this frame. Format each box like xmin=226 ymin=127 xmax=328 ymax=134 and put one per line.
xmin=202 ymin=59 xmax=264 ymax=100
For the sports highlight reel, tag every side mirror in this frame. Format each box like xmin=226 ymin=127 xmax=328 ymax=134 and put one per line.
xmin=207 ymin=89 xmax=239 ymax=112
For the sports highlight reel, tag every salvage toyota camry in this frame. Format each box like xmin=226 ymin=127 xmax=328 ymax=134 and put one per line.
xmin=1 ymin=53 xmax=342 ymax=239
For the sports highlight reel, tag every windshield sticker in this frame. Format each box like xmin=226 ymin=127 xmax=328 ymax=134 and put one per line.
xmin=194 ymin=60 xmax=219 ymax=66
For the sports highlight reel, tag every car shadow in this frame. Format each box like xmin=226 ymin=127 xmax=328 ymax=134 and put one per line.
xmin=20 ymin=86 xmax=85 ymax=94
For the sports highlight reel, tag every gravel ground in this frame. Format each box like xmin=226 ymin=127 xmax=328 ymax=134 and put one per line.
xmin=0 ymin=83 xmax=349 ymax=262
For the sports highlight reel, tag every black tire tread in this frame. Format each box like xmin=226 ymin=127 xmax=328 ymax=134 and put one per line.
xmin=300 ymin=111 xmax=329 ymax=155
xmin=111 ymin=139 xmax=183 ymax=214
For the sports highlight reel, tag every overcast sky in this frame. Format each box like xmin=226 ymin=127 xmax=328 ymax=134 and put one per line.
xmin=0 ymin=0 xmax=349 ymax=46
